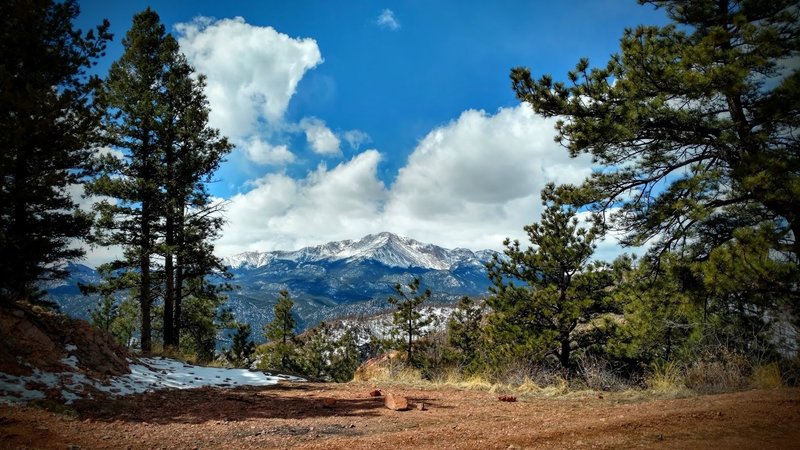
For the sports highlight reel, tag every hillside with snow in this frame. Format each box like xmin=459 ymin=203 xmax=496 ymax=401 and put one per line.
xmin=46 ymin=233 xmax=496 ymax=336
xmin=222 ymin=232 xmax=495 ymax=333
xmin=223 ymin=232 xmax=495 ymax=271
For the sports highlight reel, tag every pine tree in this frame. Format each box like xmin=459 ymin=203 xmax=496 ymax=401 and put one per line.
xmin=299 ymin=322 xmax=335 ymax=380
xmin=0 ymin=0 xmax=110 ymax=303
xmin=330 ymin=328 xmax=360 ymax=382
xmin=88 ymin=8 xmax=231 ymax=354
xmin=179 ymin=285 xmax=234 ymax=363
xmin=510 ymin=0 xmax=800 ymax=264
xmin=447 ymin=296 xmax=483 ymax=370
xmin=225 ymin=323 xmax=256 ymax=367
xmin=89 ymin=294 xmax=117 ymax=333
xmin=158 ymin=48 xmax=231 ymax=350
xmin=485 ymin=184 xmax=618 ymax=371
xmin=263 ymin=290 xmax=298 ymax=370
xmin=87 ymin=9 xmax=171 ymax=353
xmin=609 ymin=253 xmax=701 ymax=364
xmin=112 ymin=297 xmax=141 ymax=348
xmin=387 ymin=277 xmax=432 ymax=367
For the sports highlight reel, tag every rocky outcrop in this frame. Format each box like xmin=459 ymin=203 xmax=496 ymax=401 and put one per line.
xmin=0 ymin=302 xmax=130 ymax=378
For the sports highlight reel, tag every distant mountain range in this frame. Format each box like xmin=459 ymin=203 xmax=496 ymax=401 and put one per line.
xmin=47 ymin=232 xmax=497 ymax=335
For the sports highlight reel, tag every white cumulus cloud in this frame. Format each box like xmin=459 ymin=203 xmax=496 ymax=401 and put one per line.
xmin=299 ymin=117 xmax=341 ymax=156
xmin=217 ymin=105 xmax=596 ymax=256
xmin=241 ymin=138 xmax=295 ymax=165
xmin=176 ymin=17 xmax=323 ymax=164
xmin=215 ymin=150 xmax=388 ymax=256
xmin=382 ymin=105 xmax=592 ymax=251
xmin=376 ymin=9 xmax=400 ymax=30
xmin=343 ymin=129 xmax=371 ymax=150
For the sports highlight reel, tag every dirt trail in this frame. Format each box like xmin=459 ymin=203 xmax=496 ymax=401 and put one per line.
xmin=1 ymin=384 xmax=798 ymax=449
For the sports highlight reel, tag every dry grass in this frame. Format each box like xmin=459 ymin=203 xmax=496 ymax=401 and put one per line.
xmin=353 ymin=358 xmax=424 ymax=385
xmin=357 ymin=364 xmax=582 ymax=398
xmin=646 ymin=362 xmax=690 ymax=397
xmin=751 ymin=363 xmax=783 ymax=389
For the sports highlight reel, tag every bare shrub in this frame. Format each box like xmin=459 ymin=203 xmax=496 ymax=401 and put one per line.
xmin=575 ymin=355 xmax=635 ymax=391
xmin=684 ymin=347 xmax=751 ymax=393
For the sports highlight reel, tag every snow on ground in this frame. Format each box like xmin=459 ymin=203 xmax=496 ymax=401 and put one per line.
xmin=0 ymin=356 xmax=304 ymax=406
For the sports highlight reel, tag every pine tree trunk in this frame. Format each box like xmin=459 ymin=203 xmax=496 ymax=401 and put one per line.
xmin=162 ymin=133 xmax=177 ymax=349
xmin=559 ymin=337 xmax=570 ymax=370
xmin=174 ymin=205 xmax=185 ymax=348
xmin=163 ymin=214 xmax=175 ymax=349
xmin=10 ymin=151 xmax=28 ymax=301
xmin=140 ymin=198 xmax=152 ymax=354
xmin=174 ymin=260 xmax=183 ymax=348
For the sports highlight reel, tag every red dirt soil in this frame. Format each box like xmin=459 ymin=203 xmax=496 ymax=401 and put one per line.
xmin=1 ymin=383 xmax=797 ymax=449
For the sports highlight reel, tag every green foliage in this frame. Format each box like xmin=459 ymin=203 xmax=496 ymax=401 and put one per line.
xmin=485 ymin=184 xmax=619 ymax=371
xmin=86 ymin=8 xmax=231 ymax=353
xmin=298 ymin=322 xmax=335 ymax=380
xmin=179 ymin=283 xmax=233 ymax=364
xmin=511 ymin=0 xmax=800 ymax=265
xmin=611 ymin=242 xmax=792 ymax=372
xmin=90 ymin=295 xmax=117 ymax=333
xmin=225 ymin=323 xmax=256 ymax=367
xmin=83 ymin=265 xmax=141 ymax=347
xmin=262 ymin=290 xmax=298 ymax=371
xmin=387 ymin=277 xmax=432 ymax=367
xmin=330 ymin=328 xmax=360 ymax=382
xmin=88 ymin=292 xmax=139 ymax=348
xmin=0 ymin=0 xmax=110 ymax=302
xmin=609 ymin=254 xmax=701 ymax=364
xmin=447 ymin=296 xmax=484 ymax=371
xmin=112 ymin=298 xmax=141 ymax=348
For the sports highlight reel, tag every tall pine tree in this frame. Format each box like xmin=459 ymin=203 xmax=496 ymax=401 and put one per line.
xmin=263 ymin=290 xmax=298 ymax=370
xmin=88 ymin=9 xmax=169 ymax=353
xmin=510 ymin=0 xmax=800 ymax=264
xmin=88 ymin=8 xmax=231 ymax=353
xmin=158 ymin=39 xmax=231 ymax=350
xmin=387 ymin=277 xmax=432 ymax=367
xmin=0 ymin=0 xmax=110 ymax=303
xmin=485 ymin=184 xmax=618 ymax=371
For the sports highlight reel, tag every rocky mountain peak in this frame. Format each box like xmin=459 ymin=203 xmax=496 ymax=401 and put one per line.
xmin=222 ymin=232 xmax=493 ymax=271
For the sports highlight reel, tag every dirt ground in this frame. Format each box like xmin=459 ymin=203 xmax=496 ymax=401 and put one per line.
xmin=1 ymin=383 xmax=798 ymax=449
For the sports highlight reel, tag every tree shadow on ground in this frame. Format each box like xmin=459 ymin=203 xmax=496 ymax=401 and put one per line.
xmin=73 ymin=382 xmax=447 ymax=424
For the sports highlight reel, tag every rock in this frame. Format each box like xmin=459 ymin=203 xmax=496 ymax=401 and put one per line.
xmin=321 ymin=397 xmax=337 ymax=408
xmin=416 ymin=402 xmax=427 ymax=411
xmin=368 ymin=389 xmax=382 ymax=397
xmin=498 ymin=395 xmax=517 ymax=402
xmin=384 ymin=393 xmax=409 ymax=411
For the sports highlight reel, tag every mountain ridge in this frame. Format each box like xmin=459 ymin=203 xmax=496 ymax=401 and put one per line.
xmin=47 ymin=232 xmax=497 ymax=334
xmin=223 ymin=232 xmax=495 ymax=271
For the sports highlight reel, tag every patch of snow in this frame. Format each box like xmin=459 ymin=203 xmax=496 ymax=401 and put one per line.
xmin=0 ymin=357 xmax=304 ymax=406
xmin=65 ymin=344 xmax=78 ymax=352
xmin=61 ymin=355 xmax=79 ymax=369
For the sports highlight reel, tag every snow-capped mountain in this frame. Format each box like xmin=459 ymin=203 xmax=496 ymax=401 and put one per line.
xmin=223 ymin=232 xmax=491 ymax=271
xmin=47 ymin=233 xmax=497 ymax=337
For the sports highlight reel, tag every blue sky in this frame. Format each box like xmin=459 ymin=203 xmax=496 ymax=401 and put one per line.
xmin=75 ymin=1 xmax=669 ymax=263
